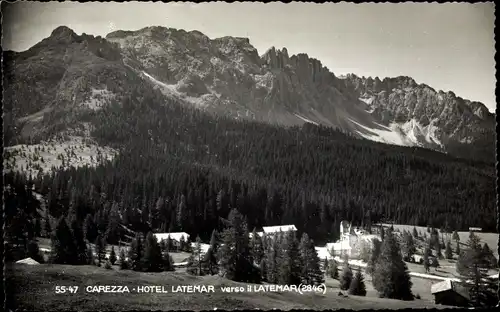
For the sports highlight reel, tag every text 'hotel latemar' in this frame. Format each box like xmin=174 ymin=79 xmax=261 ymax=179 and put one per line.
xmin=58 ymin=284 xmax=326 ymax=295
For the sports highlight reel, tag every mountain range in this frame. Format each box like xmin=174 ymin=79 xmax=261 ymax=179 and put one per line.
xmin=3 ymin=25 xmax=495 ymax=162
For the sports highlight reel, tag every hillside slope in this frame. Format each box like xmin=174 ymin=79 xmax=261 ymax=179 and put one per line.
xmin=6 ymin=264 xmax=445 ymax=311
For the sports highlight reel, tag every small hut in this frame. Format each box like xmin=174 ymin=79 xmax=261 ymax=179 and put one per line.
xmin=431 ymin=279 xmax=469 ymax=307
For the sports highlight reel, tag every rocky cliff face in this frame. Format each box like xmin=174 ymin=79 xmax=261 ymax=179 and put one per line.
xmin=3 ymin=26 xmax=495 ymax=161
xmin=340 ymin=74 xmax=495 ymax=149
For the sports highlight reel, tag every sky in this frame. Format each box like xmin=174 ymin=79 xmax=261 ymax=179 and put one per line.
xmin=2 ymin=2 xmax=496 ymax=112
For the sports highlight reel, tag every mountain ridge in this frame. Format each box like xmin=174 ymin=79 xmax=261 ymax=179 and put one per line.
xmin=3 ymin=25 xmax=495 ymax=163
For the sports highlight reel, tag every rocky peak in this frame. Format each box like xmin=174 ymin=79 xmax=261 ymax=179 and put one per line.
xmin=262 ymin=47 xmax=291 ymax=69
xmin=106 ymin=30 xmax=136 ymax=39
xmin=48 ymin=26 xmax=80 ymax=44
xmin=214 ymin=36 xmax=255 ymax=54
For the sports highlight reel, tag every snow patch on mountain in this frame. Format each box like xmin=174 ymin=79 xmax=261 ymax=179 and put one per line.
xmin=294 ymin=113 xmax=319 ymax=126
xmin=422 ymin=119 xmax=443 ymax=147
xmin=349 ymin=118 xmax=410 ymax=146
xmin=350 ymin=117 xmax=444 ymax=148
xmin=398 ymin=119 xmax=443 ymax=147
xmin=400 ymin=119 xmax=421 ymax=145
xmin=143 ymin=71 xmax=178 ymax=94
xmin=142 ymin=71 xmax=211 ymax=108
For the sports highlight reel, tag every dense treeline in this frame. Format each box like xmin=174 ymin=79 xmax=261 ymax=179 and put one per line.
xmin=4 ymin=82 xmax=496 ymax=246
xmin=186 ymin=209 xmax=324 ymax=287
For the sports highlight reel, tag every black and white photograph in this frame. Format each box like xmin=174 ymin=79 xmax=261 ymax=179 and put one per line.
xmin=2 ymin=1 xmax=498 ymax=310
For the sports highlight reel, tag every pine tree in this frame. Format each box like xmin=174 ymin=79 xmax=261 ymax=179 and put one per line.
xmin=445 ymin=241 xmax=453 ymax=259
xmin=187 ymin=236 xmax=204 ymax=275
xmin=185 ymin=236 xmax=192 ymax=252
xmin=179 ymin=235 xmax=187 ymax=252
xmin=119 ymin=248 xmax=128 ymax=270
xmin=95 ymin=234 xmax=107 ymax=266
xmin=142 ymin=232 xmax=164 ymax=272
xmin=83 ymin=214 xmax=97 ymax=243
xmin=340 ymin=264 xmax=353 ymax=290
xmin=34 ymin=217 xmax=41 ymax=237
xmin=298 ymin=233 xmax=324 ymax=285
xmin=70 ymin=220 xmax=88 ymax=264
xmin=366 ymin=238 xmax=381 ymax=275
xmin=260 ymin=258 xmax=267 ymax=281
xmin=423 ymin=247 xmax=430 ymax=273
xmin=106 ymin=203 xmax=121 ymax=245
xmin=412 ymin=226 xmax=418 ymax=239
xmin=209 ymin=229 xmax=219 ymax=253
xmin=250 ymin=228 xmax=264 ymax=264
xmin=456 ymin=232 xmax=490 ymax=307
xmin=50 ymin=217 xmax=78 ymax=264
xmin=128 ymin=233 xmax=144 ymax=271
xmin=327 ymin=259 xmax=339 ymax=279
xmin=452 ymin=230 xmax=460 ymax=245
xmin=203 ymin=247 xmax=218 ymax=275
xmin=159 ymin=239 xmax=166 ymax=252
xmin=481 ymin=243 xmax=497 ymax=268
xmin=401 ymin=231 xmax=416 ymax=261
xmin=278 ymin=230 xmax=301 ymax=285
xmin=372 ymin=230 xmax=413 ymax=300
xmin=204 ymin=230 xmax=219 ymax=275
xmin=163 ymin=251 xmax=175 ymax=271
xmin=348 ymin=269 xmax=367 ymax=296
xmin=218 ymin=209 xmax=260 ymax=283
xmin=86 ymin=242 xmax=94 ymax=265
xmin=27 ymin=240 xmax=44 ymax=263
xmin=177 ymin=194 xmax=186 ymax=230
xmin=265 ymin=237 xmax=278 ymax=283
xmin=44 ymin=210 xmax=52 ymax=238
xmin=166 ymin=235 xmax=174 ymax=252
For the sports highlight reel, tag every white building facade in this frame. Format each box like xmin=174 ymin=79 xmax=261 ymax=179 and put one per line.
xmin=327 ymin=221 xmax=379 ymax=259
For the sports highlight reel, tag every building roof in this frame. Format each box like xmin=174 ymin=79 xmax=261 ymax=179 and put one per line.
xmin=153 ymin=232 xmax=190 ymax=242
xmin=431 ymin=279 xmax=470 ymax=301
xmin=431 ymin=280 xmax=453 ymax=294
xmin=16 ymin=257 xmax=40 ymax=265
xmin=249 ymin=231 xmax=264 ymax=238
xmin=262 ymin=225 xmax=297 ymax=233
